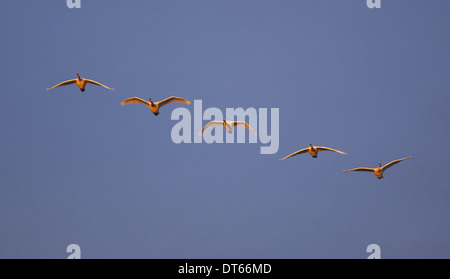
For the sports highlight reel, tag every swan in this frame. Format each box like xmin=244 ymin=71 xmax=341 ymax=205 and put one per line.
xmin=121 ymin=96 xmax=191 ymax=116
xmin=279 ymin=144 xmax=348 ymax=160
xmin=343 ymin=156 xmax=411 ymax=179
xmin=47 ymin=73 xmax=115 ymax=92
xmin=199 ymin=120 xmax=257 ymax=137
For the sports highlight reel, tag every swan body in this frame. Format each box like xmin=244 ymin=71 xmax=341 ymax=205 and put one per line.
xmin=280 ymin=144 xmax=347 ymax=160
xmin=47 ymin=73 xmax=114 ymax=92
xmin=343 ymin=156 xmax=411 ymax=179
xmin=121 ymin=96 xmax=190 ymax=116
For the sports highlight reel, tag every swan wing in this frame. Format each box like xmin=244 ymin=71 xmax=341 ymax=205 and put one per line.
xmin=46 ymin=79 xmax=77 ymax=91
xmin=316 ymin=146 xmax=348 ymax=155
xmin=121 ymin=97 xmax=150 ymax=107
xmin=279 ymin=148 xmax=309 ymax=161
xmin=199 ymin=121 xmax=223 ymax=135
xmin=156 ymin=96 xmax=191 ymax=108
xmin=84 ymin=79 xmax=115 ymax=91
xmin=381 ymin=156 xmax=412 ymax=171
xmin=343 ymin=167 xmax=375 ymax=173
xmin=233 ymin=121 xmax=257 ymax=137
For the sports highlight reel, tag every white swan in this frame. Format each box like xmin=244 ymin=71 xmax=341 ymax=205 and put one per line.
xmin=343 ymin=156 xmax=411 ymax=179
xmin=199 ymin=120 xmax=257 ymax=137
xmin=47 ymin=73 xmax=114 ymax=92
xmin=121 ymin=96 xmax=190 ymax=116
xmin=280 ymin=144 xmax=347 ymax=160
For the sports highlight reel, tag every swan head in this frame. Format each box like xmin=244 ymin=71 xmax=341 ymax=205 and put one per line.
xmin=76 ymin=73 xmax=80 ymax=78
xmin=378 ymin=163 xmax=382 ymax=168
xmin=149 ymin=98 xmax=153 ymax=104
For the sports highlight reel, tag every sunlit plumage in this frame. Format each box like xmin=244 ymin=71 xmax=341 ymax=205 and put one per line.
xmin=343 ymin=156 xmax=411 ymax=179
xmin=121 ymin=96 xmax=190 ymax=116
xmin=199 ymin=120 xmax=257 ymax=137
xmin=47 ymin=73 xmax=115 ymax=92
xmin=279 ymin=144 xmax=347 ymax=160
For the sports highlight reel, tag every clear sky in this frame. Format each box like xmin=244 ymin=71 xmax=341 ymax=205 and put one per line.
xmin=1 ymin=0 xmax=450 ymax=259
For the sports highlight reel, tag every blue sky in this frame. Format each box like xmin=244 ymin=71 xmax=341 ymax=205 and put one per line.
xmin=1 ymin=0 xmax=450 ymax=258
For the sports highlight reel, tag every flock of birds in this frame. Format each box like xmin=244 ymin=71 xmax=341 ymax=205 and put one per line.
xmin=47 ymin=73 xmax=412 ymax=180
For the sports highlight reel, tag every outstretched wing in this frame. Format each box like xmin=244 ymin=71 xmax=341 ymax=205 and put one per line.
xmin=199 ymin=121 xmax=223 ymax=135
xmin=381 ymin=156 xmax=411 ymax=171
xmin=121 ymin=97 xmax=150 ymax=107
xmin=233 ymin=121 xmax=257 ymax=137
xmin=343 ymin=167 xmax=375 ymax=173
xmin=316 ymin=146 xmax=348 ymax=155
xmin=46 ymin=79 xmax=77 ymax=91
xmin=85 ymin=79 xmax=115 ymax=91
xmin=156 ymin=96 xmax=190 ymax=108
xmin=279 ymin=148 xmax=309 ymax=161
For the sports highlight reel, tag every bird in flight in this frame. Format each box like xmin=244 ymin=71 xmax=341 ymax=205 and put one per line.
xmin=47 ymin=73 xmax=115 ymax=92
xmin=279 ymin=144 xmax=348 ymax=160
xmin=121 ymin=96 xmax=191 ymax=116
xmin=199 ymin=120 xmax=257 ymax=137
xmin=343 ymin=156 xmax=411 ymax=179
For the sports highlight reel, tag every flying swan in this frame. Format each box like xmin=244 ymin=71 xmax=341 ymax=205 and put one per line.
xmin=121 ymin=96 xmax=191 ymax=116
xmin=47 ymin=73 xmax=114 ymax=92
xmin=343 ymin=156 xmax=411 ymax=179
xmin=199 ymin=120 xmax=257 ymax=137
xmin=280 ymin=144 xmax=348 ymax=160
